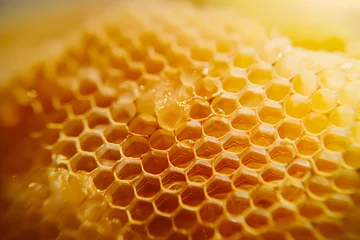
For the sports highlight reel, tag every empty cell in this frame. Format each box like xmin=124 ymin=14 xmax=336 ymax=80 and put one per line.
xmin=298 ymin=200 xmax=325 ymax=219
xmin=211 ymin=93 xmax=239 ymax=115
xmin=311 ymin=89 xmax=337 ymax=113
xmin=186 ymin=160 xmax=213 ymax=183
xmin=141 ymin=151 xmax=169 ymax=175
xmin=216 ymin=41 xmax=233 ymax=53
xmin=106 ymin=182 xmax=135 ymax=207
xmin=218 ymin=218 xmax=243 ymax=238
xmin=135 ymin=175 xmax=161 ymax=198
xmin=257 ymin=100 xmax=283 ymax=125
xmin=307 ymin=176 xmax=332 ymax=197
xmin=296 ymin=135 xmax=320 ymax=156
xmin=206 ymin=175 xmax=232 ymax=200
xmin=287 ymin=159 xmax=311 ymax=179
xmin=129 ymin=200 xmax=154 ymax=221
xmin=222 ymin=68 xmax=248 ymax=93
xmin=252 ymin=185 xmax=279 ymax=209
xmin=92 ymin=170 xmax=114 ymax=191
xmin=265 ymin=78 xmax=290 ymax=102
xmin=174 ymin=209 xmax=197 ymax=230
xmin=274 ymin=55 xmax=300 ymax=79
xmin=103 ymin=124 xmax=128 ymax=144
xmin=268 ymin=141 xmax=296 ymax=164
xmin=239 ymin=85 xmax=265 ymax=108
xmin=154 ymin=192 xmax=179 ymax=213
xmin=122 ymin=136 xmax=149 ymax=158
xmin=147 ymin=216 xmax=173 ymax=238
xmin=54 ymin=140 xmax=77 ymax=159
xmin=329 ymin=105 xmax=355 ymax=129
xmin=70 ymin=154 xmax=98 ymax=173
xmin=222 ymin=130 xmax=249 ymax=153
xmin=87 ymin=111 xmax=110 ymax=130
xmin=284 ymin=95 xmax=311 ymax=119
xmin=322 ymin=128 xmax=350 ymax=152
xmin=175 ymin=120 xmax=202 ymax=142
xmin=260 ymin=163 xmax=286 ymax=183
xmin=161 ymin=169 xmax=187 ymax=192
xmin=64 ymin=119 xmax=85 ymax=137
xmin=261 ymin=231 xmax=287 ymax=240
xmin=333 ymin=170 xmax=360 ymax=191
xmin=167 ymin=233 xmax=188 ymax=240
xmin=150 ymin=130 xmax=175 ymax=150
xmin=168 ymin=142 xmax=195 ymax=168
xmin=194 ymin=76 xmax=220 ymax=99
xmin=192 ymin=225 xmax=214 ymax=240
xmin=277 ymin=118 xmax=303 ymax=141
xmin=289 ymin=225 xmax=316 ymax=240
xmin=317 ymin=69 xmax=346 ymax=90
xmin=325 ymin=194 xmax=353 ymax=214
xmin=245 ymin=209 xmax=270 ymax=229
xmin=271 ymin=203 xmax=297 ymax=224
xmin=226 ymin=191 xmax=251 ymax=215
xmin=232 ymin=167 xmax=259 ymax=190
xmin=280 ymin=180 xmax=305 ymax=202
xmin=247 ymin=62 xmax=273 ymax=86
xmin=339 ymin=81 xmax=360 ymax=106
xmin=343 ymin=145 xmax=360 ymax=169
xmin=214 ymin=152 xmax=239 ymax=175
xmin=128 ymin=114 xmax=158 ymax=135
xmin=195 ymin=137 xmax=222 ymax=158
xmin=303 ymin=112 xmax=329 ymax=134
xmin=250 ymin=124 xmax=276 ymax=147
xmin=314 ymin=220 xmax=343 ymax=238
xmin=199 ymin=201 xmax=223 ymax=223
xmin=189 ymin=98 xmax=211 ymax=119
xmin=145 ymin=57 xmax=164 ymax=74
xmin=80 ymin=132 xmax=104 ymax=152
xmin=314 ymin=151 xmax=340 ymax=174
xmin=93 ymin=92 xmax=114 ymax=108
xmin=181 ymin=186 xmax=205 ymax=206
xmin=203 ymin=116 xmax=230 ymax=138
xmin=40 ymin=127 xmax=60 ymax=146
xmin=191 ymin=46 xmax=213 ymax=62
xmin=233 ymin=47 xmax=257 ymax=68
xmin=110 ymin=100 xmax=136 ymax=123
xmin=78 ymin=77 xmax=98 ymax=96
xmin=47 ymin=109 xmax=68 ymax=124
xmin=95 ymin=144 xmax=120 ymax=167
xmin=230 ymin=108 xmax=258 ymax=131
xmin=115 ymin=158 xmax=142 ymax=180
xmin=292 ymin=70 xmax=318 ymax=96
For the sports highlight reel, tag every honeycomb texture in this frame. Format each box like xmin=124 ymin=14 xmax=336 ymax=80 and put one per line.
xmin=1 ymin=0 xmax=360 ymax=240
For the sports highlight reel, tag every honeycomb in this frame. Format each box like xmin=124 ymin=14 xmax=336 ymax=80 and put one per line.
xmin=1 ymin=0 xmax=360 ymax=239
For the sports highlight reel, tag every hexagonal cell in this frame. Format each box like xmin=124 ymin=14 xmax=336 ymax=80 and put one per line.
xmin=78 ymin=74 xmax=98 ymax=95
xmin=275 ymin=55 xmax=300 ymax=78
xmin=122 ymin=224 xmax=147 ymax=240
xmin=147 ymin=215 xmax=172 ymax=237
xmin=203 ymin=116 xmax=230 ymax=138
xmin=307 ymin=176 xmax=332 ymax=197
xmin=148 ymin=129 xmax=175 ymax=151
xmin=95 ymin=144 xmax=121 ymax=167
xmin=194 ymin=137 xmax=222 ymax=159
xmin=296 ymin=135 xmax=320 ymax=156
xmin=168 ymin=142 xmax=195 ymax=168
xmin=167 ymin=232 xmax=188 ymax=240
xmin=63 ymin=119 xmax=85 ymax=137
xmin=299 ymin=200 xmax=324 ymax=219
xmin=145 ymin=57 xmax=165 ymax=74
xmin=287 ymin=159 xmax=311 ymax=179
xmin=280 ymin=180 xmax=305 ymax=202
xmin=141 ymin=151 xmax=169 ymax=175
xmin=129 ymin=200 xmax=154 ymax=221
xmin=284 ymin=95 xmax=311 ymax=119
xmin=54 ymin=139 xmax=77 ymax=159
xmin=339 ymin=81 xmax=360 ymax=106
xmin=329 ymin=105 xmax=356 ymax=129
xmin=325 ymin=194 xmax=353 ymax=214
xmin=206 ymin=175 xmax=232 ymax=200
xmin=71 ymin=99 xmax=91 ymax=115
xmin=194 ymin=76 xmax=220 ymax=99
xmin=303 ymin=112 xmax=329 ymax=135
xmin=92 ymin=170 xmax=115 ymax=191
xmin=99 ymin=208 xmax=128 ymax=235
xmin=174 ymin=208 xmax=197 ymax=230
xmin=103 ymin=124 xmax=128 ymax=144
xmin=69 ymin=153 xmax=98 ymax=172
xmin=154 ymin=192 xmax=179 ymax=214
xmin=322 ymin=128 xmax=350 ymax=152
xmin=289 ymin=225 xmax=316 ymax=240
xmin=292 ymin=70 xmax=318 ymax=96
xmin=218 ymin=218 xmax=243 ymax=238
xmin=135 ymin=175 xmax=161 ymax=198
xmin=265 ymin=78 xmax=290 ymax=102
xmin=239 ymin=85 xmax=265 ymax=108
xmin=175 ymin=120 xmax=202 ymax=142
xmin=250 ymin=124 xmax=276 ymax=147
xmin=232 ymin=167 xmax=259 ymax=190
xmin=192 ymin=225 xmax=214 ymax=240
xmin=87 ymin=111 xmax=110 ymax=130
xmin=39 ymin=127 xmax=60 ymax=146
xmin=106 ymin=182 xmax=134 ymax=207
xmin=214 ymin=152 xmax=239 ymax=175
xmin=277 ymin=118 xmax=303 ymax=141
xmin=189 ymin=98 xmax=211 ymax=120
xmin=268 ymin=141 xmax=296 ymax=164
xmin=233 ymin=47 xmax=257 ymax=68
xmin=110 ymin=100 xmax=136 ymax=123
xmin=186 ymin=160 xmax=212 ymax=183
xmin=240 ymin=146 xmax=268 ymax=169
xmin=211 ymin=93 xmax=239 ymax=115
xmin=161 ymin=169 xmax=187 ymax=192
xmin=257 ymin=101 xmax=283 ymax=125
xmin=343 ymin=145 xmax=360 ymax=169
xmin=181 ymin=186 xmax=205 ymax=206
xmin=191 ymin=46 xmax=213 ymax=62
xmin=317 ymin=69 xmax=346 ymax=90
xmin=314 ymin=151 xmax=341 ymax=175
xmin=271 ymin=203 xmax=297 ymax=225
xmin=251 ymin=185 xmax=279 ymax=209
xmin=222 ymin=68 xmax=248 ymax=93
xmin=128 ymin=114 xmax=158 ymax=135
xmin=47 ymin=109 xmax=68 ymax=124
xmin=115 ymin=158 xmax=142 ymax=180
xmin=314 ymin=220 xmax=343 ymax=239
xmin=226 ymin=191 xmax=251 ymax=215
xmin=122 ymin=136 xmax=149 ymax=158
xmin=80 ymin=132 xmax=104 ymax=152
xmin=245 ymin=209 xmax=270 ymax=230
xmin=230 ymin=108 xmax=258 ymax=131
xmin=199 ymin=201 xmax=223 ymax=223
xmin=93 ymin=91 xmax=114 ymax=108
xmin=260 ymin=163 xmax=286 ymax=183
xmin=311 ymin=89 xmax=337 ymax=113
xmin=247 ymin=62 xmax=273 ymax=86
xmin=333 ymin=170 xmax=360 ymax=191
xmin=221 ymin=130 xmax=249 ymax=153
xmin=261 ymin=230 xmax=287 ymax=240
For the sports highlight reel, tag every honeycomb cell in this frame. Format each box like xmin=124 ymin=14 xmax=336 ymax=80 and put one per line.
xmin=233 ymin=47 xmax=257 ymax=68
xmin=175 ymin=120 xmax=202 ymax=142
xmin=141 ymin=151 xmax=169 ymax=175
xmin=245 ymin=209 xmax=270 ymax=230
xmin=154 ymin=192 xmax=179 ymax=214
xmin=277 ymin=118 xmax=303 ymax=141
xmin=155 ymin=96 xmax=189 ymax=131
xmin=214 ymin=152 xmax=239 ymax=176
xmin=110 ymin=100 xmax=136 ymax=123
xmin=298 ymin=200 xmax=325 ymax=219
xmin=103 ymin=124 xmax=128 ymax=144
xmin=194 ymin=76 xmax=220 ymax=99
xmin=280 ymin=180 xmax=305 ymax=202
xmin=47 ymin=109 xmax=68 ymax=124
xmin=311 ymin=89 xmax=337 ymax=113
xmin=129 ymin=200 xmax=154 ymax=221
xmin=296 ymin=135 xmax=320 ymax=156
xmin=63 ymin=119 xmax=85 ymax=137
xmin=329 ymin=105 xmax=356 ymax=129
xmin=221 ymin=130 xmax=249 ymax=153
xmin=271 ymin=203 xmax=297 ymax=225
xmin=206 ymin=175 xmax=232 ymax=200
xmin=54 ymin=139 xmax=77 ymax=159
xmin=257 ymin=100 xmax=283 ymax=125
xmin=161 ymin=169 xmax=187 ymax=192
xmin=274 ymin=55 xmax=300 ymax=79
xmin=168 ymin=142 xmax=195 ymax=168
xmin=194 ymin=137 xmax=222 ymax=158
xmin=191 ymin=46 xmax=213 ymax=62
xmin=186 ymin=160 xmax=213 ymax=183
xmin=203 ymin=116 xmax=230 ymax=138
xmin=122 ymin=135 xmax=149 ymax=158
xmin=145 ymin=57 xmax=165 ymax=74
xmin=265 ymin=78 xmax=290 ymax=102
xmin=317 ymin=69 xmax=347 ymax=90
xmin=69 ymin=153 xmax=98 ymax=173
xmin=115 ymin=158 xmax=142 ymax=180
xmin=232 ymin=167 xmax=259 ymax=191
xmin=247 ymin=62 xmax=273 ymax=86
xmin=222 ymin=68 xmax=248 ymax=93
xmin=192 ymin=225 xmax=214 ymax=240
xmin=250 ymin=124 xmax=276 ymax=147
xmin=268 ymin=141 xmax=296 ymax=164
xmin=226 ymin=191 xmax=251 ymax=215
xmin=343 ymin=145 xmax=360 ymax=169
xmin=149 ymin=129 xmax=175 ymax=150
xmin=307 ymin=176 xmax=332 ymax=197
xmin=292 ymin=70 xmax=318 ymax=96
xmin=128 ymin=114 xmax=157 ymax=135
xmin=241 ymin=146 xmax=268 ymax=169
xmin=87 ymin=111 xmax=110 ymax=130
xmin=260 ymin=163 xmax=286 ymax=183
xmin=189 ymin=98 xmax=211 ymax=120
xmin=135 ymin=175 xmax=161 ymax=198
xmin=147 ymin=215 xmax=172 ymax=237
xmin=167 ymin=233 xmax=188 ymax=240
xmin=174 ymin=208 xmax=197 ymax=231
xmin=39 ymin=127 xmax=60 ymax=146
xmin=261 ymin=231 xmax=287 ymax=240
xmin=211 ymin=93 xmax=239 ymax=115
xmin=106 ymin=182 xmax=135 ymax=207
xmin=93 ymin=92 xmax=114 ymax=108
xmin=239 ymin=85 xmax=265 ymax=108
xmin=314 ymin=220 xmax=343 ymax=238
xmin=181 ymin=185 xmax=205 ymax=206
xmin=80 ymin=132 xmax=104 ymax=152
xmin=92 ymin=170 xmax=115 ymax=191
xmin=199 ymin=201 xmax=223 ymax=223
xmin=322 ymin=127 xmax=350 ymax=152
xmin=95 ymin=144 xmax=121 ymax=167
xmin=325 ymin=194 xmax=353 ymax=214
xmin=218 ymin=218 xmax=243 ymax=238
xmin=251 ymin=185 xmax=279 ymax=209
xmin=303 ymin=112 xmax=329 ymax=134
xmin=78 ymin=75 xmax=98 ymax=96
xmin=289 ymin=225 xmax=316 ymax=240
xmin=287 ymin=159 xmax=311 ymax=179
xmin=284 ymin=95 xmax=311 ymax=119
xmin=313 ymin=151 xmax=340 ymax=175
xmin=339 ymin=81 xmax=360 ymax=106
xmin=333 ymin=170 xmax=360 ymax=192
xmin=230 ymin=108 xmax=258 ymax=131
